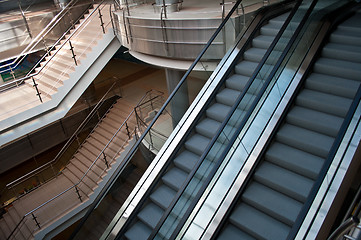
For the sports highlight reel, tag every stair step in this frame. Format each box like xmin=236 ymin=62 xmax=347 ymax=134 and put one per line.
xmin=296 ymin=89 xmax=352 ymax=118
xmin=276 ymin=123 xmax=334 ymax=158
xmin=254 ymin=162 xmax=313 ymax=203
xmin=162 ymin=167 xmax=188 ymax=191
xmin=286 ymin=106 xmax=343 ymax=137
xmin=322 ymin=43 xmax=361 ymax=63
xmin=265 ymin=142 xmax=324 ymax=180
xmin=244 ymin=48 xmax=267 ymax=62
xmin=229 ymin=203 xmax=290 ymax=240
xmin=137 ymin=203 xmax=164 ymax=229
xmin=330 ymin=29 xmax=361 ymax=47
xmin=150 ymin=185 xmax=177 ymax=210
xmin=71 ymin=159 xmax=101 ymax=184
xmin=216 ymin=88 xmax=241 ymax=106
xmin=124 ymin=221 xmax=152 ymax=240
xmin=305 ymin=73 xmax=359 ymax=99
xmin=174 ymin=150 xmax=200 ymax=173
xmin=62 ymin=168 xmax=92 ymax=195
xmin=234 ymin=61 xmax=258 ymax=76
xmin=313 ymin=58 xmax=361 ymax=81
xmin=67 ymin=162 xmax=97 ymax=189
xmin=260 ymin=22 xmax=282 ymax=36
xmin=242 ymin=182 xmax=303 ymax=226
xmin=206 ymin=103 xmax=231 ymax=122
xmin=195 ymin=118 xmax=221 ymax=139
xmin=218 ymin=224 xmax=255 ymax=240
xmin=225 ymin=74 xmax=249 ymax=91
xmin=184 ymin=134 xmax=211 ymax=156
xmin=252 ymin=35 xmax=274 ymax=49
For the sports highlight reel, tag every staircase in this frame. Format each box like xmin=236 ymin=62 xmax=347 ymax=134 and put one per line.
xmin=26 ymin=4 xmax=111 ymax=101
xmin=217 ymin=9 xmax=361 ymax=240
xmin=122 ymin=12 xmax=290 ymax=240
xmin=0 ymin=98 xmax=137 ymax=240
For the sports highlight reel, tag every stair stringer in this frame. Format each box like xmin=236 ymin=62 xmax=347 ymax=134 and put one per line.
xmin=0 ymin=31 xmax=121 ymax=147
xmin=33 ymin=138 xmax=136 ymax=240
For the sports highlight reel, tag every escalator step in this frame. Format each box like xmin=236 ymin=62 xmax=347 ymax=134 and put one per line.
xmin=242 ymin=182 xmax=303 ymax=226
xmin=244 ymin=48 xmax=267 ymax=62
xmin=216 ymin=88 xmax=241 ymax=106
xmin=217 ymin=224 xmax=255 ymax=240
xmin=174 ymin=150 xmax=200 ymax=173
xmin=254 ymin=162 xmax=313 ymax=202
xmin=206 ymin=103 xmax=231 ymax=123
xmin=184 ymin=134 xmax=211 ymax=155
xmin=265 ymin=142 xmax=324 ymax=180
xmin=162 ymin=167 xmax=188 ymax=191
xmin=234 ymin=61 xmax=258 ymax=77
xmin=276 ymin=123 xmax=334 ymax=158
xmin=322 ymin=43 xmax=361 ymax=63
xmin=296 ymin=89 xmax=352 ymax=118
xmin=124 ymin=221 xmax=152 ymax=240
xmin=286 ymin=106 xmax=343 ymax=137
xmin=306 ymin=73 xmax=359 ymax=98
xmin=329 ymin=29 xmax=361 ymax=47
xmin=313 ymin=58 xmax=361 ymax=81
xmin=150 ymin=185 xmax=177 ymax=209
xmin=137 ymin=203 xmax=164 ymax=229
xmin=230 ymin=203 xmax=290 ymax=240
xmin=252 ymin=35 xmax=274 ymax=49
xmin=196 ymin=118 xmax=221 ymax=139
xmin=225 ymin=74 xmax=249 ymax=91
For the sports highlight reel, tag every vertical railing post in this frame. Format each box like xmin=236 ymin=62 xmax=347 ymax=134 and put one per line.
xmin=10 ymin=66 xmax=16 ymax=83
xmin=75 ymin=186 xmax=83 ymax=202
xmin=69 ymin=40 xmax=77 ymax=66
xmin=125 ymin=122 xmax=131 ymax=138
xmin=32 ymin=77 xmax=43 ymax=103
xmin=103 ymin=152 xmax=109 ymax=168
xmin=32 ymin=213 xmax=41 ymax=229
xmin=18 ymin=1 xmax=32 ymax=39
xmin=98 ymin=8 xmax=105 ymax=34
xmin=162 ymin=0 xmax=167 ymax=18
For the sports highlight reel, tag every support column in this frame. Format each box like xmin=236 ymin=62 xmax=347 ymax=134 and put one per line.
xmin=165 ymin=68 xmax=188 ymax=127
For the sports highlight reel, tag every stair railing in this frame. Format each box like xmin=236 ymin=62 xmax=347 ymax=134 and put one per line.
xmin=2 ymin=78 xmax=120 ymax=210
xmin=5 ymin=89 xmax=165 ymax=240
xmin=0 ymin=0 xmax=92 ymax=83
xmin=0 ymin=0 xmax=114 ymax=104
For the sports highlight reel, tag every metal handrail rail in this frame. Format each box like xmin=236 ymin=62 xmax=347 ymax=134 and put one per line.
xmin=0 ymin=0 xmax=109 ymax=96
xmin=0 ymin=0 xmax=89 ymax=75
xmin=6 ymin=89 xmax=164 ymax=239
xmin=5 ymin=81 xmax=119 ymax=191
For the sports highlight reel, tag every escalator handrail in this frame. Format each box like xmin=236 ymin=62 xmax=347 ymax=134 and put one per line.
xmin=149 ymin=0 xmax=324 ymax=238
xmin=0 ymin=0 xmax=89 ymax=75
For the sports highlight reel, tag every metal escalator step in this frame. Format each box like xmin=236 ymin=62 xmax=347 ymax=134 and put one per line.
xmin=252 ymin=35 xmax=274 ymax=49
xmin=286 ymin=106 xmax=343 ymax=137
xmin=206 ymin=103 xmax=231 ymax=122
xmin=313 ymin=58 xmax=361 ymax=81
xmin=266 ymin=142 xmax=324 ymax=180
xmin=244 ymin=48 xmax=267 ymax=62
xmin=216 ymin=88 xmax=241 ymax=106
xmin=234 ymin=61 xmax=258 ymax=77
xmin=296 ymin=89 xmax=352 ymax=118
xmin=322 ymin=43 xmax=361 ymax=63
xmin=150 ymin=185 xmax=177 ymax=209
xmin=329 ymin=29 xmax=361 ymax=47
xmin=162 ymin=167 xmax=188 ymax=191
xmin=230 ymin=203 xmax=290 ymax=240
xmin=184 ymin=134 xmax=211 ymax=155
xmin=337 ymin=14 xmax=361 ymax=33
xmin=276 ymin=123 xmax=334 ymax=158
xmin=260 ymin=22 xmax=282 ymax=36
xmin=225 ymin=74 xmax=249 ymax=91
xmin=242 ymin=182 xmax=303 ymax=226
xmin=137 ymin=202 xmax=164 ymax=229
xmin=254 ymin=162 xmax=313 ymax=202
xmin=306 ymin=73 xmax=359 ymax=98
xmin=174 ymin=150 xmax=199 ymax=173
xmin=124 ymin=221 xmax=152 ymax=240
xmin=217 ymin=224 xmax=255 ymax=240
xmin=195 ymin=118 xmax=221 ymax=139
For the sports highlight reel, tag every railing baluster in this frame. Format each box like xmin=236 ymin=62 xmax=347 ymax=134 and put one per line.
xmin=98 ymin=8 xmax=105 ymax=34
xmin=32 ymin=213 xmax=41 ymax=229
xmin=75 ymin=186 xmax=82 ymax=202
xmin=69 ymin=40 xmax=77 ymax=66
xmin=103 ymin=152 xmax=109 ymax=168
xmin=31 ymin=77 xmax=43 ymax=103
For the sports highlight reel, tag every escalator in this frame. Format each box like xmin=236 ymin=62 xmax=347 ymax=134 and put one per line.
xmin=214 ymin=7 xmax=361 ymax=240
